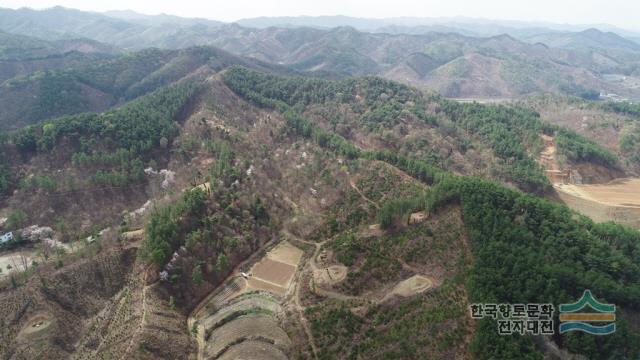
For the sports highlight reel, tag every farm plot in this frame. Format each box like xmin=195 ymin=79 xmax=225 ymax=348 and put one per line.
xmin=246 ymin=241 xmax=302 ymax=296
xmin=201 ymin=295 xmax=281 ymax=337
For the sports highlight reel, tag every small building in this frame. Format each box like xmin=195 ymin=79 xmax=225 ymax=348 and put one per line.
xmin=0 ymin=232 xmax=14 ymax=245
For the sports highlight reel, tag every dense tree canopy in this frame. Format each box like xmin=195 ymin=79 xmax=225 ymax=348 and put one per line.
xmin=6 ymin=81 xmax=200 ymax=188
xmin=224 ymin=66 xmax=616 ymax=195
xmin=223 ymin=67 xmax=639 ymax=358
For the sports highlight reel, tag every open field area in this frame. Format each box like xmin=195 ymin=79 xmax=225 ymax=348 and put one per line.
xmin=555 ymin=179 xmax=640 ymax=228
xmin=535 ymin=134 xmax=640 ymax=228
xmin=17 ymin=313 xmax=53 ymax=338
xmin=246 ymin=241 xmax=302 ymax=296
xmin=0 ymin=251 xmax=32 ymax=277
xmin=557 ymin=178 xmax=640 ymax=207
xmin=190 ymin=241 xmax=304 ymax=359
xmin=388 ymin=275 xmax=434 ymax=298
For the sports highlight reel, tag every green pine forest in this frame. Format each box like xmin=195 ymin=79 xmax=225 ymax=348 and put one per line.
xmin=221 ymin=66 xmax=640 ymax=359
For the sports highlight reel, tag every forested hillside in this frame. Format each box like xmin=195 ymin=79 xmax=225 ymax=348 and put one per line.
xmin=223 ymin=66 xmax=617 ymax=193
xmin=1 ymin=10 xmax=640 ymax=359
xmin=528 ymin=95 xmax=640 ymax=175
xmin=220 ymin=66 xmax=640 ymax=359
xmin=0 ymin=44 xmax=281 ymax=131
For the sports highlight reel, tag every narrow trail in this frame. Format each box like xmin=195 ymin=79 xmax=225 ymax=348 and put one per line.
xmin=289 ymin=224 xmax=441 ymax=306
xmin=195 ymin=323 xmax=205 ymax=360
xmin=186 ymin=192 xmax=434 ymax=360
xmin=398 ymin=258 xmax=422 ymax=274
xmin=120 ymin=264 xmax=152 ymax=360
xmin=349 ymin=178 xmax=380 ymax=209
xmin=285 ymin=229 xmax=368 ymax=303
xmin=539 ymin=134 xmax=560 ymax=172
xmin=293 ymin=277 xmax=319 ymax=360
xmin=283 ymin=228 xmax=323 ymax=359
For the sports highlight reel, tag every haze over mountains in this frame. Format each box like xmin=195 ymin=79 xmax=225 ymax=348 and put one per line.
xmin=2 ymin=6 xmax=640 ymax=101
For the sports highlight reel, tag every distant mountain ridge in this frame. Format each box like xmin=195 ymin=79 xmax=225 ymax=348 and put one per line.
xmin=0 ymin=42 xmax=290 ymax=131
xmin=1 ymin=7 xmax=640 ymax=100
xmin=2 ymin=7 xmax=640 ymax=47
xmin=194 ymin=25 xmax=640 ymax=99
xmin=0 ymin=6 xmax=224 ymax=49
xmin=522 ymin=28 xmax=640 ymax=51
xmin=235 ymin=14 xmax=640 ymax=38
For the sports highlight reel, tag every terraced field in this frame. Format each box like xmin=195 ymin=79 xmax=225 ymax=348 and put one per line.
xmin=204 ymin=314 xmax=291 ymax=358
xmin=201 ymin=295 xmax=281 ymax=340
xmin=191 ymin=241 xmax=304 ymax=360
xmin=217 ymin=340 xmax=288 ymax=360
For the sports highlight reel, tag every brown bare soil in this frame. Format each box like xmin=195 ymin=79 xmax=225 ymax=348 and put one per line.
xmin=246 ymin=277 xmax=288 ymax=296
xmin=204 ymin=314 xmax=291 ymax=358
xmin=555 ymin=179 xmax=640 ymax=228
xmin=120 ymin=229 xmax=145 ymax=242
xmin=409 ymin=211 xmax=428 ymax=224
xmin=313 ymin=265 xmax=348 ymax=286
xmin=217 ymin=340 xmax=289 ymax=360
xmin=359 ymin=223 xmax=383 ymax=237
xmin=558 ymin=178 xmax=640 ymax=207
xmin=190 ymin=241 xmax=304 ymax=359
xmin=535 ymin=134 xmax=640 ymax=228
xmin=386 ymin=275 xmax=434 ymax=299
xmin=245 ymin=241 xmax=303 ymax=297
xmin=267 ymin=241 xmax=304 ymax=266
xmin=17 ymin=313 xmax=53 ymax=338
xmin=201 ymin=296 xmax=281 ymax=335
xmin=251 ymin=258 xmax=297 ymax=287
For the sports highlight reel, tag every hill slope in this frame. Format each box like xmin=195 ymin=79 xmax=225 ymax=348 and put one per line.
xmin=0 ymin=56 xmax=638 ymax=360
xmin=0 ymin=44 xmax=286 ymax=131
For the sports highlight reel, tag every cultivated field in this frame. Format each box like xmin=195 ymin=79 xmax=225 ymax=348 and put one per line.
xmin=218 ymin=340 xmax=289 ymax=360
xmin=204 ymin=314 xmax=291 ymax=358
xmin=246 ymin=241 xmax=302 ymax=296
xmin=191 ymin=241 xmax=303 ymax=360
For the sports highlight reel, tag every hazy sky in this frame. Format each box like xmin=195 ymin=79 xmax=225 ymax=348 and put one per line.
xmin=2 ymin=0 xmax=639 ymax=30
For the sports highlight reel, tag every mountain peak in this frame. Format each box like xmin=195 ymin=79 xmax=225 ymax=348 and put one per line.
xmin=581 ymin=27 xmax=603 ymax=34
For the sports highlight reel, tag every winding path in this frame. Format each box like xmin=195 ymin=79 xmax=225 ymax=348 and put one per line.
xmin=349 ymin=178 xmax=380 ymax=209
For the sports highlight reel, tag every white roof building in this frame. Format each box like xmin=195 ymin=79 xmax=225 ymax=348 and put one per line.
xmin=0 ymin=232 xmax=14 ymax=244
